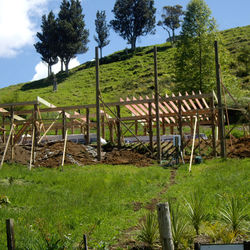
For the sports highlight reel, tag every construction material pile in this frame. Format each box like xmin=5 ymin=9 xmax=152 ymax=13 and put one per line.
xmin=0 ymin=141 xmax=154 ymax=167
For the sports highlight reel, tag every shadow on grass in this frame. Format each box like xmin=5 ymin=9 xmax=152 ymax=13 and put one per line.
xmin=20 ymin=72 xmax=70 ymax=91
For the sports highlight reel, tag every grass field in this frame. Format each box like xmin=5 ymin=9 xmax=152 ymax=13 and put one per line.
xmin=0 ymin=158 xmax=249 ymax=249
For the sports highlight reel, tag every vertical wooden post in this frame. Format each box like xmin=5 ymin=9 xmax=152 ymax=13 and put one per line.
xmin=101 ymin=115 xmax=105 ymax=140
xmin=162 ymin=118 xmax=166 ymax=135
xmin=178 ymin=100 xmax=183 ymax=151
xmin=116 ymin=105 xmax=122 ymax=149
xmin=154 ymin=46 xmax=161 ymax=163
xmin=197 ymin=112 xmax=201 ymax=156
xmin=214 ymin=41 xmax=226 ymax=158
xmin=62 ymin=110 xmax=66 ymax=140
xmin=10 ymin=106 xmax=14 ymax=161
xmin=96 ymin=46 xmax=101 ymax=161
xmin=210 ymin=94 xmax=216 ymax=157
xmin=170 ymin=126 xmax=174 ymax=135
xmin=86 ymin=108 xmax=90 ymax=145
xmin=6 ymin=219 xmax=15 ymax=250
xmin=34 ymin=104 xmax=38 ymax=147
xmin=148 ymin=102 xmax=153 ymax=153
xmin=83 ymin=234 xmax=88 ymax=250
xmin=157 ymin=203 xmax=174 ymax=250
xmin=2 ymin=114 xmax=6 ymax=143
xmin=109 ymin=122 xmax=114 ymax=144
xmin=135 ymin=120 xmax=138 ymax=135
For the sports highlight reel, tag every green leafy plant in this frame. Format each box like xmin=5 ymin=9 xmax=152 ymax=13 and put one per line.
xmin=219 ymin=195 xmax=248 ymax=234
xmin=169 ymin=202 xmax=187 ymax=249
xmin=137 ymin=212 xmax=159 ymax=248
xmin=186 ymin=191 xmax=208 ymax=235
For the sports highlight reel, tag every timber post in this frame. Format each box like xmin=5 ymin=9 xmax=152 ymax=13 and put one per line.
xmin=6 ymin=219 xmax=15 ymax=250
xmin=148 ymin=102 xmax=153 ymax=154
xmin=95 ymin=46 xmax=101 ymax=161
xmin=2 ymin=114 xmax=6 ymax=143
xmin=214 ymin=41 xmax=226 ymax=158
xmin=178 ymin=100 xmax=183 ymax=151
xmin=62 ymin=110 xmax=66 ymax=140
xmin=210 ymin=94 xmax=216 ymax=157
xmin=86 ymin=108 xmax=90 ymax=145
xmin=154 ymin=46 xmax=161 ymax=163
xmin=116 ymin=105 xmax=122 ymax=149
xmin=10 ymin=106 xmax=14 ymax=161
xmin=157 ymin=203 xmax=174 ymax=250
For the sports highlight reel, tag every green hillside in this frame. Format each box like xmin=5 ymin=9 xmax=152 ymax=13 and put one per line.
xmin=0 ymin=25 xmax=249 ymax=107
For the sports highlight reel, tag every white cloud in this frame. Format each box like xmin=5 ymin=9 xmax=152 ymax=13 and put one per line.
xmin=0 ymin=0 xmax=48 ymax=58
xmin=32 ymin=58 xmax=81 ymax=81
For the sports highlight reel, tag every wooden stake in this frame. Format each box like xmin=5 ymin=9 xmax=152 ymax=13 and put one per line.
xmin=157 ymin=203 xmax=174 ymax=250
xmin=96 ymin=46 xmax=101 ymax=161
xmin=210 ymin=94 xmax=216 ymax=157
xmin=29 ymin=127 xmax=35 ymax=170
xmin=62 ymin=110 xmax=66 ymax=140
xmin=189 ymin=116 xmax=197 ymax=172
xmin=61 ymin=129 xmax=68 ymax=171
xmin=154 ymin=46 xmax=161 ymax=163
xmin=0 ymin=124 xmax=15 ymax=168
xmin=214 ymin=41 xmax=226 ymax=158
xmin=6 ymin=219 xmax=15 ymax=250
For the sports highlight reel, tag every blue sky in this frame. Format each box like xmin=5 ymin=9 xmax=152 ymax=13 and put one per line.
xmin=0 ymin=0 xmax=249 ymax=88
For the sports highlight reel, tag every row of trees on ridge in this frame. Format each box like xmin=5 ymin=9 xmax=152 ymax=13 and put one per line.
xmin=35 ymin=0 xmax=233 ymax=94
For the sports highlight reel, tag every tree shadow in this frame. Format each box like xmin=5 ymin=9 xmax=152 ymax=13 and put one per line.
xmin=20 ymin=72 xmax=70 ymax=91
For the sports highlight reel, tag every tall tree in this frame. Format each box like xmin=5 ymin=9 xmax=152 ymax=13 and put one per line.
xmin=110 ymin=0 xmax=156 ymax=50
xmin=174 ymin=0 xmax=217 ymax=93
xmin=34 ymin=11 xmax=58 ymax=77
xmin=57 ymin=0 xmax=89 ymax=73
xmin=157 ymin=5 xmax=183 ymax=44
xmin=94 ymin=10 xmax=110 ymax=58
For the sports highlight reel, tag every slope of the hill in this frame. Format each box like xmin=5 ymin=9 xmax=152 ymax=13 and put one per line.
xmin=0 ymin=25 xmax=249 ymax=107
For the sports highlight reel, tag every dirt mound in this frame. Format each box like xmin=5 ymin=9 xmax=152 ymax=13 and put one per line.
xmin=102 ymin=149 xmax=154 ymax=167
xmin=227 ymin=136 xmax=250 ymax=158
xmin=0 ymin=141 xmax=154 ymax=167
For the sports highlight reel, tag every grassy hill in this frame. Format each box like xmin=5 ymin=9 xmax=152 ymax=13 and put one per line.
xmin=0 ymin=25 xmax=249 ymax=107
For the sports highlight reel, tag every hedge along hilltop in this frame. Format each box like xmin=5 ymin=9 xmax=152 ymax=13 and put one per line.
xmin=0 ymin=25 xmax=249 ymax=108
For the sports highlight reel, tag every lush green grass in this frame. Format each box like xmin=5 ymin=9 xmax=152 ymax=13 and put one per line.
xmin=0 ymin=159 xmax=249 ymax=248
xmin=163 ymin=158 xmax=250 ymax=242
xmin=0 ymin=163 xmax=169 ymax=249
xmin=0 ymin=25 xmax=249 ymax=110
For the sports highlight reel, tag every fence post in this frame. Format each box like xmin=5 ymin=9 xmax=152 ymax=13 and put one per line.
xmin=116 ymin=105 xmax=122 ymax=149
xmin=157 ymin=203 xmax=174 ymax=250
xmin=6 ymin=219 xmax=15 ymax=250
xmin=83 ymin=234 xmax=88 ymax=250
xmin=86 ymin=108 xmax=90 ymax=145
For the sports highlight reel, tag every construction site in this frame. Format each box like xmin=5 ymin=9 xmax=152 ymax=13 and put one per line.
xmin=0 ymin=47 xmax=249 ymax=169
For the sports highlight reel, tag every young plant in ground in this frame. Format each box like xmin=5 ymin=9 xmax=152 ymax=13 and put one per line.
xmin=137 ymin=211 xmax=159 ymax=248
xmin=219 ymin=195 xmax=248 ymax=235
xmin=186 ymin=191 xmax=208 ymax=235
xmin=169 ymin=202 xmax=187 ymax=249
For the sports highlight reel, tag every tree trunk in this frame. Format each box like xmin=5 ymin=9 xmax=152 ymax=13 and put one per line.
xmin=172 ymin=28 xmax=175 ymax=43
xmin=61 ymin=59 xmax=64 ymax=72
xmin=65 ymin=59 xmax=70 ymax=74
xmin=100 ymin=47 xmax=103 ymax=59
xmin=131 ymin=37 xmax=136 ymax=51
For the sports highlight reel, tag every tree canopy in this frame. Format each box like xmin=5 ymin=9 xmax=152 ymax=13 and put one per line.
xmin=94 ymin=10 xmax=110 ymax=58
xmin=158 ymin=5 xmax=184 ymax=44
xmin=174 ymin=0 xmax=218 ymax=93
xmin=110 ymin=0 xmax=156 ymax=50
xmin=34 ymin=11 xmax=58 ymax=76
xmin=57 ymin=0 xmax=89 ymax=73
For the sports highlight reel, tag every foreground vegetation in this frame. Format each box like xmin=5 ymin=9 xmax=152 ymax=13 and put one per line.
xmin=0 ymin=158 xmax=249 ymax=249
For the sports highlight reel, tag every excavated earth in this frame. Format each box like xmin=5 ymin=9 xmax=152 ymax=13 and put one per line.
xmin=0 ymin=136 xmax=249 ymax=168
xmin=0 ymin=141 xmax=154 ymax=167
